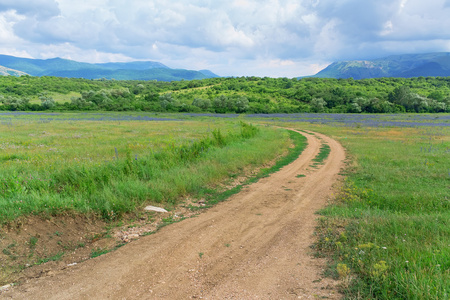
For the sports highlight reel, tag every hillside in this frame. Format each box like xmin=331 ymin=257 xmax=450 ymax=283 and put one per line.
xmin=0 ymin=74 xmax=449 ymax=114
xmin=0 ymin=55 xmax=218 ymax=81
xmin=313 ymin=52 xmax=450 ymax=79
xmin=0 ymin=65 xmax=28 ymax=76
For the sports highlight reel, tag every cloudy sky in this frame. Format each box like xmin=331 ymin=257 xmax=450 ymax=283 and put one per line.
xmin=0 ymin=0 xmax=449 ymax=77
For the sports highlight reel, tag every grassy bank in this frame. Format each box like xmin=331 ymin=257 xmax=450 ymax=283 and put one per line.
xmin=0 ymin=115 xmax=293 ymax=224
xmin=282 ymin=122 xmax=449 ymax=299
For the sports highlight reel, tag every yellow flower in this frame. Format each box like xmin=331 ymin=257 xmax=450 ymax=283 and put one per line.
xmin=337 ymin=263 xmax=350 ymax=279
xmin=371 ymin=261 xmax=389 ymax=278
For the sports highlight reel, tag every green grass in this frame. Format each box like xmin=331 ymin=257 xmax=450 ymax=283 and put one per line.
xmin=311 ymin=142 xmax=331 ymax=168
xmin=283 ymin=123 xmax=450 ymax=299
xmin=29 ymin=91 xmax=82 ymax=104
xmin=36 ymin=252 xmax=64 ymax=264
xmin=90 ymin=247 xmax=110 ymax=259
xmin=0 ymin=115 xmax=293 ymax=224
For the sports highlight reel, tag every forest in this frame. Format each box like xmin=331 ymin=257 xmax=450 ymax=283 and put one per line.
xmin=0 ymin=75 xmax=449 ymax=113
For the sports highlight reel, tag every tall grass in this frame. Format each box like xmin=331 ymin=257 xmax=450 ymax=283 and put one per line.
xmin=291 ymin=124 xmax=450 ymax=299
xmin=0 ymin=117 xmax=291 ymax=223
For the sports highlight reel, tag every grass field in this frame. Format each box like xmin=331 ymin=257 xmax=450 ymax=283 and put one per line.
xmin=0 ymin=113 xmax=295 ymax=224
xmin=1 ymin=112 xmax=448 ymax=299
xmin=273 ymin=118 xmax=449 ymax=299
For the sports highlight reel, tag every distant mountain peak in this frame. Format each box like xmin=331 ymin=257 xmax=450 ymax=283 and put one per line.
xmin=313 ymin=52 xmax=450 ymax=79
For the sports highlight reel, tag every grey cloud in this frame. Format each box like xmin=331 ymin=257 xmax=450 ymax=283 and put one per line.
xmin=312 ymin=0 xmax=399 ymax=41
xmin=390 ymin=0 xmax=450 ymax=39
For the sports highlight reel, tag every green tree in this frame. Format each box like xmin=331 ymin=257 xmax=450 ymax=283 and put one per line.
xmin=192 ymin=98 xmax=211 ymax=110
xmin=310 ymin=98 xmax=327 ymax=112
xmin=234 ymin=96 xmax=249 ymax=113
xmin=159 ymin=93 xmax=178 ymax=111
xmin=0 ymin=95 xmax=30 ymax=111
xmin=40 ymin=96 xmax=56 ymax=110
xmin=213 ymin=95 xmax=230 ymax=113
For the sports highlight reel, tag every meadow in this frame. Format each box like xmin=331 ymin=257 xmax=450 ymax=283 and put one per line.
xmin=263 ymin=115 xmax=449 ymax=299
xmin=0 ymin=112 xmax=295 ymax=224
xmin=1 ymin=111 xmax=449 ymax=299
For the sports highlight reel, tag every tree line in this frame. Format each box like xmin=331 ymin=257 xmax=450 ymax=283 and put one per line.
xmin=0 ymin=75 xmax=449 ymax=113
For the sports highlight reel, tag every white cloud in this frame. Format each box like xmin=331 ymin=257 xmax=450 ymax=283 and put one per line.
xmin=0 ymin=0 xmax=448 ymax=76
xmin=0 ymin=10 xmax=24 ymax=41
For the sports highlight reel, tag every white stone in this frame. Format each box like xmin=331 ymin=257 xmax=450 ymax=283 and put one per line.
xmin=144 ymin=206 xmax=168 ymax=213
xmin=0 ymin=283 xmax=13 ymax=292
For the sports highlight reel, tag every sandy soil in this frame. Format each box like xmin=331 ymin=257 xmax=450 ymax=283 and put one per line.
xmin=1 ymin=129 xmax=345 ymax=299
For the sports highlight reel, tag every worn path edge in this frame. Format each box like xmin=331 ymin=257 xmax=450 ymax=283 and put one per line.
xmin=3 ymin=128 xmax=346 ymax=299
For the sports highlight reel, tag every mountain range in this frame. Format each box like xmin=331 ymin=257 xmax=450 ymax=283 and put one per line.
xmin=2 ymin=52 xmax=450 ymax=81
xmin=0 ymin=54 xmax=218 ymax=81
xmin=312 ymin=52 xmax=450 ymax=79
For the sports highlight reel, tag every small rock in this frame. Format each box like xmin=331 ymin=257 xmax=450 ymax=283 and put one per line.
xmin=144 ymin=206 xmax=168 ymax=213
xmin=0 ymin=284 xmax=13 ymax=292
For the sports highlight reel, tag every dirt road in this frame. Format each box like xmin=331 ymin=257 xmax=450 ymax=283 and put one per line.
xmin=2 ymin=129 xmax=345 ymax=299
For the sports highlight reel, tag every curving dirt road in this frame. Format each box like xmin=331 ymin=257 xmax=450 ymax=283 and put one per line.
xmin=2 ymin=129 xmax=345 ymax=299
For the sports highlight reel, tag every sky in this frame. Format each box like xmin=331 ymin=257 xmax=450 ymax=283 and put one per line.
xmin=0 ymin=0 xmax=449 ymax=77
